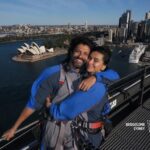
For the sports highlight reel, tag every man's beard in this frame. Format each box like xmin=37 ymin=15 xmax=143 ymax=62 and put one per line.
xmin=72 ymin=57 xmax=86 ymax=69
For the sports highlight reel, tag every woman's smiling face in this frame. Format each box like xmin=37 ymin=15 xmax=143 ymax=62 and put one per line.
xmin=87 ymin=51 xmax=106 ymax=74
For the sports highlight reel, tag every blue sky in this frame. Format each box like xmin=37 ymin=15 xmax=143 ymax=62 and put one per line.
xmin=0 ymin=0 xmax=150 ymax=25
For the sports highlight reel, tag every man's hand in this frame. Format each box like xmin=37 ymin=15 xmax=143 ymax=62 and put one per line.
xmin=2 ymin=107 xmax=34 ymax=141
xmin=2 ymin=127 xmax=16 ymax=141
xmin=79 ymin=76 xmax=96 ymax=91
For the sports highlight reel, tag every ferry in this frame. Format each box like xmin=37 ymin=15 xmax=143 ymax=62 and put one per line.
xmin=129 ymin=44 xmax=146 ymax=63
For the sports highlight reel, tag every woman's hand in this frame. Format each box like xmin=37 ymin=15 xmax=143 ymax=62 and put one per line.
xmin=45 ymin=96 xmax=52 ymax=108
xmin=79 ymin=76 xmax=96 ymax=91
xmin=2 ymin=127 xmax=16 ymax=141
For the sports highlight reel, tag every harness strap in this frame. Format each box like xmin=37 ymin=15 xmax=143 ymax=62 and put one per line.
xmin=65 ymin=72 xmax=74 ymax=94
xmin=71 ymin=121 xmax=98 ymax=150
xmin=59 ymin=64 xmax=73 ymax=94
xmin=78 ymin=121 xmax=104 ymax=130
xmin=55 ymin=122 xmax=65 ymax=150
xmin=89 ymin=122 xmax=104 ymax=129
xmin=59 ymin=65 xmax=65 ymax=85
xmin=54 ymin=65 xmax=74 ymax=149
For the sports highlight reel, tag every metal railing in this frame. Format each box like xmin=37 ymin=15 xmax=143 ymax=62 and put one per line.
xmin=108 ymin=65 xmax=150 ymax=113
xmin=0 ymin=120 xmax=40 ymax=149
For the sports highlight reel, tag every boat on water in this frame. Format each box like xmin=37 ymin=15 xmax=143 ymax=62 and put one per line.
xmin=129 ymin=44 xmax=147 ymax=63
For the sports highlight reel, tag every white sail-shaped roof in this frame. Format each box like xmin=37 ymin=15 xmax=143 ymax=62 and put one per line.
xmin=39 ymin=46 xmax=46 ymax=54
xmin=17 ymin=42 xmax=48 ymax=55
xmin=47 ymin=48 xmax=54 ymax=52
xmin=31 ymin=42 xmax=42 ymax=54
xmin=21 ymin=46 xmax=27 ymax=51
xmin=24 ymin=43 xmax=30 ymax=49
xmin=31 ymin=42 xmax=40 ymax=49
xmin=26 ymin=48 xmax=37 ymax=55
xmin=18 ymin=48 xmax=26 ymax=53
xmin=30 ymin=46 xmax=40 ymax=55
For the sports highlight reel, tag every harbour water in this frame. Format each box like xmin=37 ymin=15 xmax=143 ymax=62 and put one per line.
xmin=0 ymin=40 xmax=141 ymax=135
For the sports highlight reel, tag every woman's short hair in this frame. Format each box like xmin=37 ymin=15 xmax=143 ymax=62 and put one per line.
xmin=92 ymin=46 xmax=112 ymax=65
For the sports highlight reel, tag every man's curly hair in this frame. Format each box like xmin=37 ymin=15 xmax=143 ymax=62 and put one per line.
xmin=63 ymin=36 xmax=95 ymax=72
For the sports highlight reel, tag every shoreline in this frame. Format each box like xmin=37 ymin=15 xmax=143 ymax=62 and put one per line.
xmin=0 ymin=38 xmax=45 ymax=44
xmin=12 ymin=49 xmax=67 ymax=62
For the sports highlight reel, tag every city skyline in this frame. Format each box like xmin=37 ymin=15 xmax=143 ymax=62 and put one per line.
xmin=0 ymin=0 xmax=150 ymax=25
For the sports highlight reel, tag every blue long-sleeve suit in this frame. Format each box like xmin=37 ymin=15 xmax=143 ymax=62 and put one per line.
xmin=50 ymin=69 xmax=120 ymax=121
xmin=50 ymin=82 xmax=106 ymax=120
xmin=26 ymin=64 xmax=119 ymax=119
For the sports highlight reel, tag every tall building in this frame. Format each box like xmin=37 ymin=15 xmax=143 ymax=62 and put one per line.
xmin=85 ymin=20 xmax=88 ymax=30
xmin=145 ymin=19 xmax=150 ymax=42
xmin=68 ymin=23 xmax=71 ymax=29
xmin=118 ymin=10 xmax=132 ymax=41
xmin=95 ymin=37 xmax=105 ymax=46
xmin=145 ymin=11 xmax=150 ymax=20
xmin=137 ymin=21 xmax=146 ymax=41
xmin=130 ymin=22 xmax=139 ymax=36
xmin=117 ymin=28 xmax=127 ymax=42
xmin=119 ymin=10 xmax=131 ymax=29
xmin=108 ymin=29 xmax=113 ymax=42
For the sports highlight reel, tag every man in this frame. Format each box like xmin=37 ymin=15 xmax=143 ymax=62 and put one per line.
xmin=3 ymin=36 xmax=94 ymax=148
xmin=3 ymin=37 xmax=119 ymax=149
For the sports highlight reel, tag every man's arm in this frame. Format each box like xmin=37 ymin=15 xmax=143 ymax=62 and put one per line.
xmin=95 ymin=69 xmax=120 ymax=84
xmin=79 ymin=69 xmax=120 ymax=91
xmin=2 ymin=107 xmax=35 ymax=141
xmin=26 ymin=65 xmax=60 ymax=109
xmin=2 ymin=65 xmax=60 ymax=140
xmin=49 ymin=69 xmax=119 ymax=121
xmin=49 ymin=82 xmax=106 ymax=121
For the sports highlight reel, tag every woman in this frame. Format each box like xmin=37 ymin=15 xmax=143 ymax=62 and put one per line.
xmin=47 ymin=46 xmax=120 ymax=149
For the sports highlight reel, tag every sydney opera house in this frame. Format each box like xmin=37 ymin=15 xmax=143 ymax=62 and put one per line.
xmin=12 ymin=42 xmax=67 ymax=62
xmin=17 ymin=42 xmax=54 ymax=55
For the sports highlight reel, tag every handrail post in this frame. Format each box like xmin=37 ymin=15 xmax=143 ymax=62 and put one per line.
xmin=139 ymin=66 xmax=147 ymax=107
